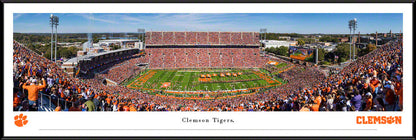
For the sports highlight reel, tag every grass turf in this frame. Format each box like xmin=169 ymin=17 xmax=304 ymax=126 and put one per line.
xmin=126 ymin=69 xmax=282 ymax=92
xmin=275 ymin=62 xmax=288 ymax=69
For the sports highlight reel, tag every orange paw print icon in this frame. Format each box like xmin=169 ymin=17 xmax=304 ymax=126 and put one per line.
xmin=14 ymin=114 xmax=28 ymax=127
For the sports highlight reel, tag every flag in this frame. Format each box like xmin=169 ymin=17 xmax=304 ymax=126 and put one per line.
xmin=27 ymin=66 xmax=31 ymax=76
xmin=75 ymin=67 xmax=81 ymax=76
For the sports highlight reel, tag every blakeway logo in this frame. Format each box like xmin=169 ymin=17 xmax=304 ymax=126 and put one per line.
xmin=356 ymin=116 xmax=402 ymax=124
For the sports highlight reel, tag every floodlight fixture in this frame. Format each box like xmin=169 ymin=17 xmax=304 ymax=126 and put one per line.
xmin=49 ymin=14 xmax=56 ymax=61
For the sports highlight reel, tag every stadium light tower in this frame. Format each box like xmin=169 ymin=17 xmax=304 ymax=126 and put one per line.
xmin=352 ymin=18 xmax=357 ymax=60
xmin=49 ymin=14 xmax=55 ymax=61
xmin=348 ymin=20 xmax=352 ymax=61
xmin=137 ymin=28 xmax=145 ymax=42
xmin=53 ymin=16 xmax=59 ymax=62
xmin=260 ymin=28 xmax=267 ymax=40
xmin=316 ymin=47 xmax=318 ymax=65
xmin=264 ymin=28 xmax=267 ymax=40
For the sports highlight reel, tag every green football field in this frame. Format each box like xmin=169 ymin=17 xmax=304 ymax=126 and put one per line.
xmin=275 ymin=62 xmax=288 ymax=69
xmin=292 ymin=51 xmax=304 ymax=56
xmin=126 ymin=69 xmax=284 ymax=92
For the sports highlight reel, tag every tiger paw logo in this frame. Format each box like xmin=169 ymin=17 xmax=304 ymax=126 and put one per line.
xmin=14 ymin=114 xmax=28 ymax=127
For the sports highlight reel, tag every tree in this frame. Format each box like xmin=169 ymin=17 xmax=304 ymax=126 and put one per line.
xmin=359 ymin=43 xmax=376 ymax=56
xmin=297 ymin=39 xmax=305 ymax=46
xmin=264 ymin=47 xmax=271 ymax=52
xmin=333 ymin=43 xmax=358 ymax=62
xmin=306 ymin=48 xmax=326 ymax=63
xmin=43 ymin=51 xmax=51 ymax=60
xmin=68 ymin=46 xmax=80 ymax=55
xmin=109 ymin=44 xmax=121 ymax=50
xmin=332 ymin=38 xmax=339 ymax=43
xmin=93 ymin=35 xmax=100 ymax=43
xmin=59 ymin=48 xmax=72 ymax=59
xmin=324 ymin=51 xmax=336 ymax=63
xmin=270 ymin=47 xmax=278 ymax=54
xmin=304 ymin=55 xmax=314 ymax=62
xmin=319 ymin=36 xmax=331 ymax=42
xmin=339 ymin=58 xmax=346 ymax=63
xmin=317 ymin=48 xmax=326 ymax=61
xmin=333 ymin=43 xmax=350 ymax=62
xmin=319 ymin=36 xmax=339 ymax=43
xmin=264 ymin=46 xmax=289 ymax=56
xmin=367 ymin=43 xmax=377 ymax=52
xmin=277 ymin=46 xmax=289 ymax=56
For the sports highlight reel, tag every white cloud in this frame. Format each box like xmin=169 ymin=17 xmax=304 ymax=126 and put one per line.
xmin=13 ymin=13 xmax=24 ymax=20
xmin=14 ymin=22 xmax=40 ymax=27
xmin=119 ymin=15 xmax=149 ymax=23
xmin=78 ymin=13 xmax=118 ymax=24
xmin=70 ymin=13 xmax=256 ymax=32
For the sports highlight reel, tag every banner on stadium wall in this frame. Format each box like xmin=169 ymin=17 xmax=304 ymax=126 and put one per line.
xmin=75 ymin=67 xmax=80 ymax=76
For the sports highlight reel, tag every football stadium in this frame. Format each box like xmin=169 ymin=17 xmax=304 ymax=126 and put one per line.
xmin=123 ymin=32 xmax=284 ymax=100
xmin=13 ymin=30 xmax=403 ymax=112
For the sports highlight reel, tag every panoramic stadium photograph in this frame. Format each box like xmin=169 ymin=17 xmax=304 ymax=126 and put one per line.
xmin=12 ymin=13 xmax=403 ymax=112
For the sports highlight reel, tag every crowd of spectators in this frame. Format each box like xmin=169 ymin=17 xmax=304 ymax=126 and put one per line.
xmin=263 ymin=39 xmax=403 ymax=111
xmin=98 ymin=54 xmax=146 ymax=84
xmin=79 ymin=49 xmax=140 ymax=76
xmin=145 ymin=32 xmax=260 ymax=45
xmin=14 ymin=40 xmax=87 ymax=111
xmin=263 ymin=57 xmax=295 ymax=74
xmin=12 ymin=38 xmax=403 ymax=112
xmin=146 ymin=47 xmax=267 ymax=69
xmin=209 ymin=32 xmax=220 ymax=44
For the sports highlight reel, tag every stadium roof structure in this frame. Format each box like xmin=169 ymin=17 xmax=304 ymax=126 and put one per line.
xmin=64 ymin=48 xmax=139 ymax=65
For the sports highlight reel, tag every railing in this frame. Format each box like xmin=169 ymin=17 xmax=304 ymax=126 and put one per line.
xmin=37 ymin=91 xmax=109 ymax=111
xmin=37 ymin=92 xmax=75 ymax=111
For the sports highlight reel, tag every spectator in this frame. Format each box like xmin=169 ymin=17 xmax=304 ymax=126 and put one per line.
xmin=22 ymin=78 xmax=46 ymax=111
xmin=84 ymin=97 xmax=96 ymax=111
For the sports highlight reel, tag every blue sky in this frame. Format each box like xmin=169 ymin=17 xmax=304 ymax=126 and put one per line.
xmin=13 ymin=13 xmax=402 ymax=34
